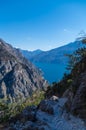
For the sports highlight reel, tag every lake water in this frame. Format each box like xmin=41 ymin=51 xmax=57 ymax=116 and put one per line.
xmin=34 ymin=62 xmax=67 ymax=84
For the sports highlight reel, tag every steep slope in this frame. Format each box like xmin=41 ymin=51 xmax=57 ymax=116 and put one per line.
xmin=7 ymin=98 xmax=86 ymax=130
xmin=63 ymin=57 xmax=86 ymax=119
xmin=0 ymin=39 xmax=47 ymax=102
xmin=6 ymin=57 xmax=86 ymax=129
xmin=44 ymin=42 xmax=86 ymax=119
xmin=2 ymin=41 xmax=86 ymax=130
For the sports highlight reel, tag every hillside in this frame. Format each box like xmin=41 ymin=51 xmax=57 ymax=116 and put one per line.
xmin=0 ymin=39 xmax=47 ymax=102
xmin=1 ymin=40 xmax=86 ymax=130
xmin=6 ymin=57 xmax=86 ymax=130
xmin=45 ymin=42 xmax=86 ymax=118
xmin=4 ymin=42 xmax=86 ymax=130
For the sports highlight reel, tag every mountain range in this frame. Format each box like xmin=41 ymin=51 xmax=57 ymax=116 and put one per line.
xmin=0 ymin=38 xmax=86 ymax=130
xmin=21 ymin=49 xmax=43 ymax=60
xmin=7 ymin=45 xmax=86 ymax=129
xmin=21 ymin=40 xmax=84 ymax=64
xmin=21 ymin=40 xmax=85 ymax=83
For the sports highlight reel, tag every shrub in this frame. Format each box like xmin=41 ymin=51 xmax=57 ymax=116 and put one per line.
xmin=0 ymin=91 xmax=45 ymax=123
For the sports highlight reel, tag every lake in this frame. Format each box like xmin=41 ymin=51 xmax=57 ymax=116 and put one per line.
xmin=34 ymin=62 xmax=67 ymax=84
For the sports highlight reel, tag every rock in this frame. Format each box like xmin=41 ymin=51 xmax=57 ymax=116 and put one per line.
xmin=63 ymin=57 xmax=86 ymax=119
xmin=63 ymin=87 xmax=74 ymax=112
xmin=0 ymin=39 xmax=48 ymax=102
xmin=50 ymin=95 xmax=59 ymax=101
xmin=71 ymin=71 xmax=86 ymax=118
xmin=38 ymin=100 xmax=55 ymax=115
xmin=7 ymin=98 xmax=86 ymax=130
xmin=21 ymin=106 xmax=37 ymax=122
xmin=9 ymin=106 xmax=37 ymax=124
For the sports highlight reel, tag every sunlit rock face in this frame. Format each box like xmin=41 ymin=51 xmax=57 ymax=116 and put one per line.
xmin=0 ymin=39 xmax=48 ymax=102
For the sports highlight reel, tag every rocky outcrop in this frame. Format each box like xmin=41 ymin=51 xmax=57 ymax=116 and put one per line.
xmin=0 ymin=39 xmax=48 ymax=102
xmin=71 ymin=71 xmax=86 ymax=118
xmin=63 ymin=57 xmax=86 ymax=119
xmin=7 ymin=98 xmax=86 ymax=130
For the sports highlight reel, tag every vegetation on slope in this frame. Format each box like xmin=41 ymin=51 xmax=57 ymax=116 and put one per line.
xmin=0 ymin=37 xmax=86 ymax=124
xmin=45 ymin=37 xmax=86 ymax=99
xmin=0 ymin=91 xmax=44 ymax=123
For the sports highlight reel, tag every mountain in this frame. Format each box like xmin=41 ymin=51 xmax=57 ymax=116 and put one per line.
xmin=21 ymin=41 xmax=84 ymax=64
xmin=7 ymin=54 xmax=86 ymax=129
xmin=21 ymin=41 xmax=85 ymax=83
xmin=20 ymin=49 xmax=43 ymax=60
xmin=45 ymin=45 xmax=86 ymax=119
xmin=1 ymin=40 xmax=86 ymax=130
xmin=0 ymin=39 xmax=47 ymax=102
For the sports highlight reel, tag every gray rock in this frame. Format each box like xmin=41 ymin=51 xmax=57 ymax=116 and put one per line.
xmin=7 ymin=98 xmax=86 ymax=130
xmin=38 ymin=100 xmax=55 ymax=115
xmin=71 ymin=72 xmax=86 ymax=118
xmin=50 ymin=95 xmax=59 ymax=101
xmin=0 ymin=39 xmax=48 ymax=102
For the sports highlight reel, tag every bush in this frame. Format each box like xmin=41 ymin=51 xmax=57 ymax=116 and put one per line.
xmin=0 ymin=91 xmax=45 ymax=123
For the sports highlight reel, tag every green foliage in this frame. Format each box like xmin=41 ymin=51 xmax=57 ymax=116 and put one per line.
xmin=0 ymin=91 xmax=44 ymax=123
xmin=66 ymin=34 xmax=86 ymax=71
xmin=45 ymin=73 xmax=72 ymax=98
xmin=67 ymin=46 xmax=86 ymax=71
xmin=23 ymin=91 xmax=44 ymax=106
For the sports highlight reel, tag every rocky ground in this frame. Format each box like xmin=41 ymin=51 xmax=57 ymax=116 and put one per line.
xmin=5 ymin=97 xmax=86 ymax=130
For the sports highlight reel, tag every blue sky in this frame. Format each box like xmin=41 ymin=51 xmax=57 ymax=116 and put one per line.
xmin=0 ymin=0 xmax=86 ymax=50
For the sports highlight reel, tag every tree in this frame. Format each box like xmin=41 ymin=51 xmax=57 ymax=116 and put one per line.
xmin=67 ymin=35 xmax=86 ymax=71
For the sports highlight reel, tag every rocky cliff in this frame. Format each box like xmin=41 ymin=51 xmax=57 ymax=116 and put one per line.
xmin=0 ymin=39 xmax=47 ymax=102
xmin=62 ymin=55 xmax=86 ymax=119
xmin=44 ymin=45 xmax=86 ymax=120
xmin=65 ymin=57 xmax=86 ymax=119
xmin=1 ymin=39 xmax=86 ymax=130
xmin=6 ymin=97 xmax=86 ymax=130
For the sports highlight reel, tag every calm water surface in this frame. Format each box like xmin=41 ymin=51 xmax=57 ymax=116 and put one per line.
xmin=34 ymin=62 xmax=67 ymax=83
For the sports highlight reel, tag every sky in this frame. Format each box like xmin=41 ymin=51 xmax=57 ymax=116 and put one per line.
xmin=0 ymin=0 xmax=86 ymax=51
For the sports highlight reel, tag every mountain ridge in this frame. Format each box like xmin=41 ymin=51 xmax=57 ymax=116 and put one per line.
xmin=0 ymin=39 xmax=48 ymax=102
xmin=21 ymin=40 xmax=85 ymax=64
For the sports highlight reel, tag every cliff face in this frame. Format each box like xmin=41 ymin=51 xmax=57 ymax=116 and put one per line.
xmin=63 ymin=57 xmax=86 ymax=119
xmin=71 ymin=58 xmax=86 ymax=118
xmin=0 ymin=39 xmax=47 ymax=102
xmin=1 ymin=39 xmax=86 ymax=129
xmin=71 ymin=71 xmax=86 ymax=118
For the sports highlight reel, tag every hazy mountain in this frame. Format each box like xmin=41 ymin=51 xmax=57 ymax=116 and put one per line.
xmin=20 ymin=49 xmax=43 ymax=60
xmin=22 ymin=41 xmax=84 ymax=64
xmin=21 ymin=40 xmax=85 ymax=83
xmin=0 ymin=39 xmax=47 ymax=102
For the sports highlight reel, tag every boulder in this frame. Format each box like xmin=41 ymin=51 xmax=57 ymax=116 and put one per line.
xmin=50 ymin=95 xmax=59 ymax=101
xmin=38 ymin=100 xmax=55 ymax=115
